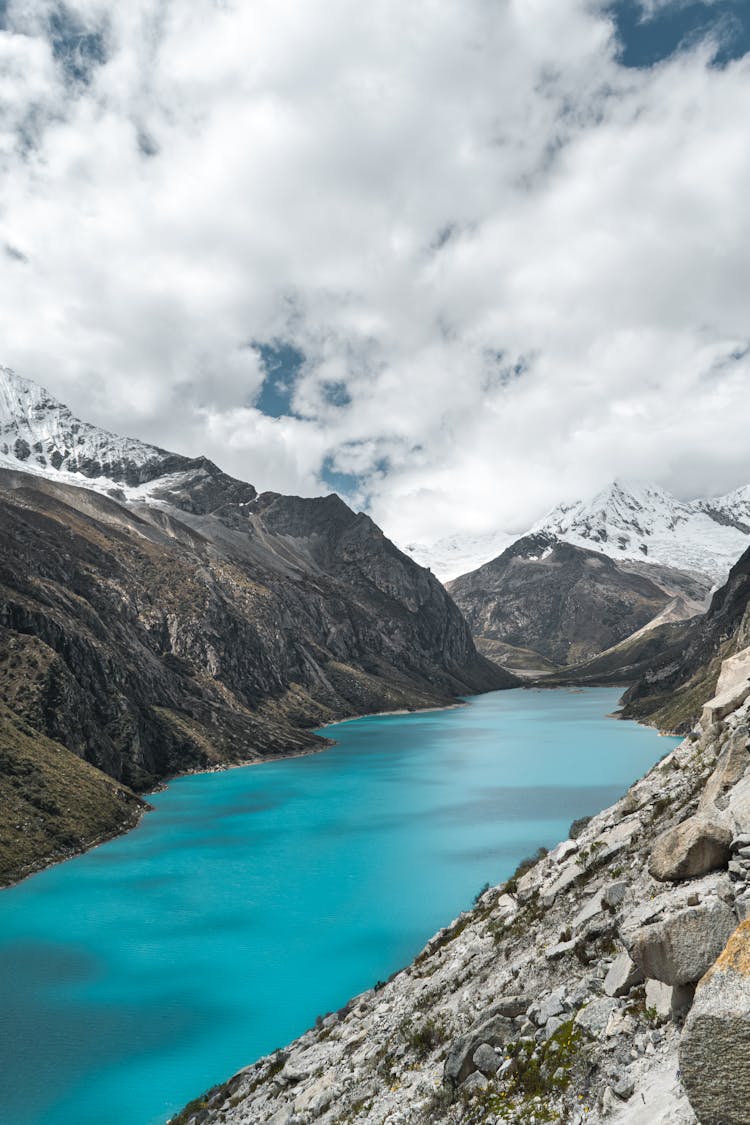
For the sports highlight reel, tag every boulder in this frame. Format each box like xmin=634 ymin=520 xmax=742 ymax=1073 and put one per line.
xmin=443 ymin=1014 xmax=514 ymax=1086
xmin=680 ymin=919 xmax=750 ymax=1124
xmin=490 ymin=994 xmax=529 ymax=1019
xmin=649 ymin=816 xmax=732 ymax=882
xmin=601 ymin=880 xmax=628 ymax=910
xmin=574 ymin=997 xmax=618 ymax=1038
xmin=462 ymin=1072 xmax=489 ymax=1094
xmin=644 ymin=978 xmax=672 ymax=1018
xmin=603 ymin=952 xmax=642 ymax=998
xmin=293 ymin=1072 xmax=337 ymax=1116
xmin=626 ymin=899 xmax=736 ymax=986
xmin=699 ymin=729 xmax=749 ymax=812
xmin=529 ymin=986 xmax=566 ymax=1026
xmin=472 ymin=1043 xmax=499 ymax=1077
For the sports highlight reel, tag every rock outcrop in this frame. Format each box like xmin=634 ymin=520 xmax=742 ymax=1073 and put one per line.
xmin=621 ymin=544 xmax=750 ymax=732
xmin=649 ymin=816 xmax=733 ymax=881
xmin=680 ymin=919 xmax=750 ymax=1125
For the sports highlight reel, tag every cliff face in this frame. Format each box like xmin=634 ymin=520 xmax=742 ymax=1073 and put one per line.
xmin=0 ymin=467 xmax=511 ymax=883
xmin=446 ymin=533 xmax=706 ymax=672
xmin=175 ymin=606 xmax=750 ymax=1125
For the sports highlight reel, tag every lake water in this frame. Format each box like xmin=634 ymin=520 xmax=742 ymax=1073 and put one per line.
xmin=0 ymin=687 xmax=677 ymax=1125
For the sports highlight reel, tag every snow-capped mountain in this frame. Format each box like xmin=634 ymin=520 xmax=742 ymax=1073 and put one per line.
xmin=411 ymin=480 xmax=750 ymax=585
xmin=533 ymin=481 xmax=750 ymax=586
xmin=0 ymin=366 xmax=171 ymax=488
xmin=0 ymin=365 xmax=257 ymax=511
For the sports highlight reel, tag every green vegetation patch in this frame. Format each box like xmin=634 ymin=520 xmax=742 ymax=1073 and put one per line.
xmin=0 ymin=703 xmax=146 ymax=886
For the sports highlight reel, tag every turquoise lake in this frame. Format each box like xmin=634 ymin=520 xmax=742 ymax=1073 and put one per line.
xmin=0 ymin=687 xmax=677 ymax=1125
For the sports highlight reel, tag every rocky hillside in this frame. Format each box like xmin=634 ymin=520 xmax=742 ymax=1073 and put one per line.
xmin=619 ymin=545 xmax=750 ymax=734
xmin=0 ymin=374 xmax=512 ymax=884
xmin=446 ymin=533 xmax=708 ymax=673
xmin=173 ymin=608 xmax=750 ymax=1125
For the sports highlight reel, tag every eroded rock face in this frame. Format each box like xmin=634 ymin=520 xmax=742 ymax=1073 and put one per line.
xmin=649 ymin=816 xmax=732 ymax=882
xmin=625 ymin=899 xmax=736 ymax=986
xmin=680 ymin=919 xmax=750 ymax=1125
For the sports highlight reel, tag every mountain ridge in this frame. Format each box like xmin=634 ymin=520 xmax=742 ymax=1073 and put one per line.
xmin=411 ymin=479 xmax=750 ymax=585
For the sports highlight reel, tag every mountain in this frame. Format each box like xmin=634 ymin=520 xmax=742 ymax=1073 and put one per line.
xmin=619 ymin=543 xmax=750 ymax=732
xmin=410 ymin=480 xmax=750 ymax=586
xmin=533 ymin=480 xmax=750 ymax=586
xmin=446 ymin=532 xmax=708 ymax=671
xmin=0 ymin=368 xmax=512 ymax=884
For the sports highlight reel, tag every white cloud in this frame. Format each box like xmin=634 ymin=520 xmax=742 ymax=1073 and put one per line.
xmin=0 ymin=0 xmax=749 ymax=548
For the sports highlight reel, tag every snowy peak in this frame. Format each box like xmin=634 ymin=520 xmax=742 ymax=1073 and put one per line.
xmin=534 ymin=479 xmax=750 ymax=585
xmin=0 ymin=365 xmax=172 ymax=487
xmin=535 ymin=481 xmax=691 ymax=548
xmin=0 ymin=366 xmax=260 ymax=517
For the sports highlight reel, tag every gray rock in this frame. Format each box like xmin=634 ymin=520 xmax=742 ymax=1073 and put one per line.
xmin=626 ymin=899 xmax=736 ymax=985
xmin=293 ymin=1072 xmax=337 ymax=1116
xmin=546 ymin=939 xmax=577 ymax=961
xmin=443 ymin=1014 xmax=514 ymax=1085
xmin=735 ymin=891 xmax=750 ymax=921
xmin=728 ymin=859 xmax=750 ymax=881
xmin=472 ymin=1043 xmax=499 ymax=1077
xmin=649 ymin=816 xmax=732 ymax=882
xmin=603 ymin=952 xmax=643 ymax=998
xmin=601 ymin=881 xmax=628 ymax=909
xmin=489 ymin=994 xmax=529 ymax=1019
xmin=680 ymin=919 xmax=750 ymax=1124
xmin=644 ymin=978 xmax=672 ymax=1018
xmin=574 ymin=997 xmax=618 ymax=1038
xmin=529 ymin=987 xmax=566 ymax=1026
xmin=544 ymin=1015 xmax=566 ymax=1040
xmin=462 ymin=1071 xmax=489 ymax=1094
xmin=613 ymin=1075 xmax=635 ymax=1100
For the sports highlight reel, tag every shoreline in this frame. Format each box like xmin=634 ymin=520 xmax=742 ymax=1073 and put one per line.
xmin=1 ymin=686 xmax=669 ymax=894
xmin=0 ymin=697 xmax=468 ymax=892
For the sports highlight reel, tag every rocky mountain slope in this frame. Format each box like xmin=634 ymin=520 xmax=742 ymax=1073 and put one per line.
xmin=174 ymin=564 xmax=750 ymax=1125
xmin=619 ymin=544 xmax=750 ymax=733
xmin=0 ymin=370 xmax=512 ymax=884
xmin=446 ymin=534 xmax=708 ymax=672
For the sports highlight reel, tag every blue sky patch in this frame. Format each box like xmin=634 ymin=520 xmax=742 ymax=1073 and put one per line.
xmin=609 ymin=1 xmax=750 ymax=68
xmin=254 ymin=341 xmax=305 ymax=418
xmin=48 ymin=5 xmax=109 ymax=85
xmin=320 ymin=456 xmax=361 ymax=496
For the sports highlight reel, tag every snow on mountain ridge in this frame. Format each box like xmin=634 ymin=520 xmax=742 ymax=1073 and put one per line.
xmin=403 ymin=529 xmax=516 ymax=583
xmin=0 ymin=366 xmax=172 ymax=487
xmin=533 ymin=479 xmax=750 ymax=585
xmin=1 ymin=367 xmax=749 ymax=585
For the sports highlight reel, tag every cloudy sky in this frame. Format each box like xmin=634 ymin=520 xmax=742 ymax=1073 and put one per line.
xmin=2 ymin=0 xmax=750 ymax=551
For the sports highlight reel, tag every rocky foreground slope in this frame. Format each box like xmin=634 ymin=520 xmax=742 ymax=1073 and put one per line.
xmin=0 ymin=369 xmax=510 ymax=885
xmin=173 ymin=641 xmax=750 ymax=1123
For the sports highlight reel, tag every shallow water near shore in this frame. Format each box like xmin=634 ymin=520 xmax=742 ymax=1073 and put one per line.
xmin=0 ymin=687 xmax=678 ymax=1125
